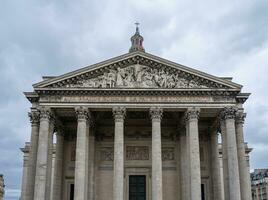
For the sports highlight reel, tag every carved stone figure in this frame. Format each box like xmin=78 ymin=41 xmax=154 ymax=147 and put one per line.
xmin=66 ymin=64 xmax=209 ymax=89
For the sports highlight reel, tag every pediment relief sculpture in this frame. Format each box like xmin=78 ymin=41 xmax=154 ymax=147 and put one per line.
xmin=64 ymin=64 xmax=210 ymax=89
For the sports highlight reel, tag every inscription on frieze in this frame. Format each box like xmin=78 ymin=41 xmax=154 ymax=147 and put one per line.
xmin=126 ymin=146 xmax=149 ymax=160
xmin=100 ymin=147 xmax=113 ymax=161
xmin=162 ymin=147 xmax=175 ymax=161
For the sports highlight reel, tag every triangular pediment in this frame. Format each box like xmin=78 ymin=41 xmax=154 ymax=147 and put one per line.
xmin=33 ymin=52 xmax=242 ymax=90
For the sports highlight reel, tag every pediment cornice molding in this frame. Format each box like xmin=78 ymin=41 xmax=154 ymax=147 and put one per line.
xmin=33 ymin=52 xmax=242 ymax=90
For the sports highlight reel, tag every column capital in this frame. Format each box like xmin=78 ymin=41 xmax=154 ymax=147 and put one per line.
xmin=75 ymin=106 xmax=90 ymax=121
xmin=28 ymin=110 xmax=40 ymax=125
xmin=236 ymin=111 xmax=246 ymax=124
xmin=185 ymin=107 xmax=200 ymax=121
xmin=149 ymin=107 xmax=163 ymax=121
xmin=220 ymin=106 xmax=238 ymax=120
xmin=38 ymin=107 xmax=52 ymax=121
xmin=113 ymin=106 xmax=126 ymax=122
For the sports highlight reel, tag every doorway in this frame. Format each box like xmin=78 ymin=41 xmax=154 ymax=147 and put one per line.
xmin=129 ymin=175 xmax=146 ymax=200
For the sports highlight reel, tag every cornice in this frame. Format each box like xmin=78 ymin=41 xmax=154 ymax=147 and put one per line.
xmin=33 ymin=52 xmax=242 ymax=90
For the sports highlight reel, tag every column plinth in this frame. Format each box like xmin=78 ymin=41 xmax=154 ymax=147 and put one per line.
xmin=236 ymin=111 xmax=251 ymax=200
xmin=74 ymin=106 xmax=90 ymax=200
xmin=150 ymin=107 xmax=163 ymax=200
xmin=185 ymin=107 xmax=201 ymax=200
xmin=112 ymin=107 xmax=126 ymax=200
xmin=34 ymin=107 xmax=52 ymax=200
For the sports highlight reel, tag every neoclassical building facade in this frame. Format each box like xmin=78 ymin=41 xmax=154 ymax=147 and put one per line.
xmin=21 ymin=28 xmax=252 ymax=200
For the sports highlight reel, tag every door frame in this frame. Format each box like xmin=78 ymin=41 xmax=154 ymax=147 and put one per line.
xmin=125 ymin=168 xmax=151 ymax=200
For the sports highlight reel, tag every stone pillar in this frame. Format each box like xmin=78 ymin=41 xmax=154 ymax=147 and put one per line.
xmin=74 ymin=106 xmax=90 ymax=200
xmin=210 ymin=130 xmax=223 ymax=200
xmin=150 ymin=107 xmax=163 ymax=200
xmin=46 ymin=117 xmax=55 ymax=200
xmin=88 ymin=128 xmax=95 ymax=200
xmin=236 ymin=111 xmax=252 ymax=200
xmin=34 ymin=107 xmax=52 ymax=200
xmin=180 ymin=129 xmax=189 ymax=200
xmin=185 ymin=107 xmax=201 ymax=200
xmin=25 ymin=110 xmax=40 ymax=200
xmin=220 ymin=118 xmax=229 ymax=200
xmin=221 ymin=107 xmax=241 ymax=200
xmin=21 ymin=143 xmax=30 ymax=200
xmin=52 ymin=130 xmax=64 ymax=200
xmin=112 ymin=107 xmax=126 ymax=200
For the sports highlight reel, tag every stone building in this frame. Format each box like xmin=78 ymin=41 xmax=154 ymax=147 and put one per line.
xmin=0 ymin=174 xmax=4 ymax=200
xmin=251 ymin=169 xmax=268 ymax=200
xmin=21 ymin=27 xmax=252 ymax=200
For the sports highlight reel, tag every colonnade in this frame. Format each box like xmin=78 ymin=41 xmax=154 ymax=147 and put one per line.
xmin=21 ymin=106 xmax=251 ymax=200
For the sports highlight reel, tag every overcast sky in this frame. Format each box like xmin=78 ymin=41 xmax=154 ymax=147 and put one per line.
xmin=1 ymin=0 xmax=268 ymax=199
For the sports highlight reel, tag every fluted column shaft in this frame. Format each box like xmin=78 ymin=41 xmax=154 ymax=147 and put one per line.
xmin=185 ymin=107 xmax=201 ymax=200
xmin=21 ymin=146 xmax=29 ymax=200
xmin=74 ymin=107 xmax=90 ymax=200
xmin=112 ymin=107 xmax=126 ymax=200
xmin=34 ymin=107 xmax=52 ymax=200
xmin=236 ymin=111 xmax=251 ymax=200
xmin=52 ymin=131 xmax=64 ymax=200
xmin=180 ymin=129 xmax=189 ymax=200
xmin=210 ymin=130 xmax=223 ymax=200
xmin=25 ymin=111 xmax=40 ymax=200
xmin=150 ymin=107 xmax=163 ymax=200
xmin=88 ymin=132 xmax=95 ymax=200
xmin=222 ymin=107 xmax=241 ymax=200
xmin=220 ymin=119 xmax=229 ymax=200
xmin=46 ymin=118 xmax=55 ymax=200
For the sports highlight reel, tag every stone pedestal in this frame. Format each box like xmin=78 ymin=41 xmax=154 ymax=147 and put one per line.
xmin=210 ymin=130 xmax=223 ymax=200
xmin=34 ymin=107 xmax=51 ymax=200
xmin=185 ymin=108 xmax=201 ymax=200
xmin=112 ymin=107 xmax=126 ymax=200
xmin=236 ymin=112 xmax=251 ymax=200
xmin=150 ymin=107 xmax=163 ymax=200
xmin=25 ymin=111 xmax=40 ymax=200
xmin=222 ymin=107 xmax=241 ymax=200
xmin=52 ymin=131 xmax=64 ymax=200
xmin=74 ymin=107 xmax=90 ymax=200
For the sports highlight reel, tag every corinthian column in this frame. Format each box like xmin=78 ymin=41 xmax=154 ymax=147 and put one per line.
xmin=26 ymin=110 xmax=40 ymax=200
xmin=185 ymin=107 xmax=201 ymax=200
xmin=74 ymin=107 xmax=90 ymax=200
xmin=34 ymin=107 xmax=52 ymax=200
xmin=112 ymin=107 xmax=126 ymax=200
xmin=220 ymin=118 xmax=229 ymax=200
xmin=221 ymin=107 xmax=241 ymax=200
xmin=150 ymin=107 xmax=163 ymax=200
xmin=236 ymin=111 xmax=251 ymax=200
xmin=52 ymin=129 xmax=64 ymax=200
xmin=210 ymin=130 xmax=223 ymax=200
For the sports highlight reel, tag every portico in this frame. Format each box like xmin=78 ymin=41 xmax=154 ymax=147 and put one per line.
xmin=21 ymin=27 xmax=252 ymax=200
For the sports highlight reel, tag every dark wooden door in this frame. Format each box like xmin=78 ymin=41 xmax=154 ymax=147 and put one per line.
xmin=129 ymin=175 xmax=146 ymax=200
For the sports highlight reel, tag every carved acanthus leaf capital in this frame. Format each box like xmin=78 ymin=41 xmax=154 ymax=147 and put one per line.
xmin=75 ymin=106 xmax=90 ymax=121
xmin=112 ymin=107 xmax=126 ymax=121
xmin=220 ymin=106 xmax=238 ymax=120
xmin=185 ymin=107 xmax=200 ymax=121
xmin=236 ymin=111 xmax=246 ymax=124
xmin=149 ymin=107 xmax=163 ymax=121
xmin=28 ymin=110 xmax=40 ymax=124
xmin=38 ymin=107 xmax=52 ymax=121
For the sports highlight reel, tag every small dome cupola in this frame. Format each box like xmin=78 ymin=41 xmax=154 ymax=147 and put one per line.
xmin=129 ymin=22 xmax=145 ymax=53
